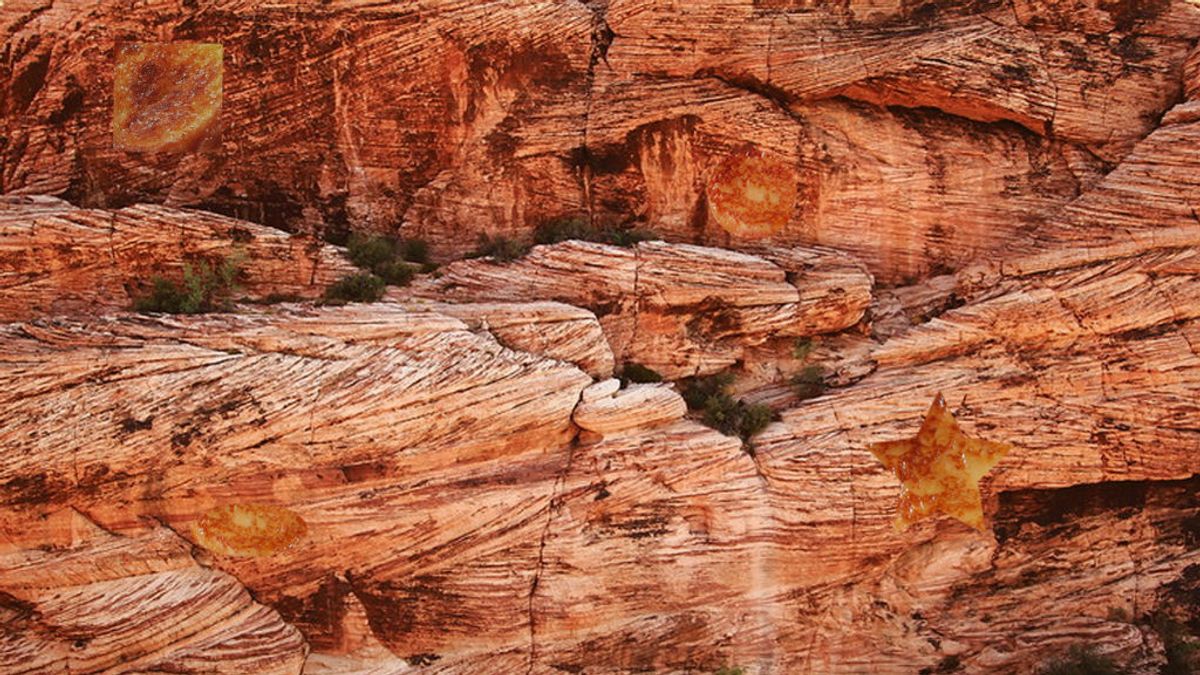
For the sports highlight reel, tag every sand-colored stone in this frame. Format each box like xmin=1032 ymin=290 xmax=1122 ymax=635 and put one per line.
xmin=406 ymin=240 xmax=873 ymax=379
xmin=5 ymin=1 xmax=1197 ymax=282
xmin=0 ymin=198 xmax=355 ymax=321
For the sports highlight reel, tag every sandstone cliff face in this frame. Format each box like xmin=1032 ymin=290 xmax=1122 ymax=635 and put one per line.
xmin=1 ymin=513 xmax=307 ymax=674
xmin=404 ymin=240 xmax=872 ymax=378
xmin=0 ymin=196 xmax=354 ymax=321
xmin=3 ymin=1 xmax=1200 ymax=674
xmin=5 ymin=1 xmax=1199 ymax=281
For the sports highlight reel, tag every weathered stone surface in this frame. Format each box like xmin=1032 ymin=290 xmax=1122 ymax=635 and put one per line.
xmin=0 ymin=197 xmax=355 ymax=321
xmin=573 ymin=382 xmax=687 ymax=435
xmin=742 ymin=98 xmax=1200 ymax=673
xmin=0 ymin=0 xmax=594 ymax=243
xmin=0 ymin=303 xmax=593 ymax=669
xmin=5 ymin=1 xmax=1197 ymax=282
xmin=406 ymin=240 xmax=873 ymax=378
xmin=3 ymin=2 xmax=1200 ymax=673
xmin=398 ymin=299 xmax=615 ymax=378
xmin=0 ymin=510 xmax=307 ymax=674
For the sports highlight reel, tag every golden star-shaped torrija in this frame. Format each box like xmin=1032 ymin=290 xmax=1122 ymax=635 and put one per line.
xmin=869 ymin=393 xmax=1012 ymax=532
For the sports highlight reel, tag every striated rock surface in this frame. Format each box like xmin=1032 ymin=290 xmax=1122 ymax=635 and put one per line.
xmin=5 ymin=1 xmax=1199 ymax=281
xmin=397 ymin=299 xmax=615 ymax=379
xmin=0 ymin=302 xmax=593 ymax=670
xmin=572 ymin=382 xmax=688 ymax=436
xmin=0 ymin=197 xmax=355 ymax=321
xmin=2 ymin=1 xmax=1200 ymax=673
xmin=406 ymin=240 xmax=873 ymax=378
xmin=0 ymin=509 xmax=307 ymax=674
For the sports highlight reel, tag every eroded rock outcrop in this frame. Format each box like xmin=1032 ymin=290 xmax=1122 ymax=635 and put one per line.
xmin=573 ymin=381 xmax=688 ymax=436
xmin=398 ymin=300 xmax=615 ymax=379
xmin=406 ymin=240 xmax=873 ymax=379
xmin=3 ymin=1 xmax=1200 ymax=673
xmin=0 ymin=197 xmax=355 ymax=321
xmin=0 ymin=303 xmax=594 ymax=670
xmin=0 ymin=510 xmax=307 ymax=674
xmin=5 ymin=1 xmax=1198 ymax=282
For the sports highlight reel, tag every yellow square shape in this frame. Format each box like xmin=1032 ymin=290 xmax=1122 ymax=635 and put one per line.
xmin=113 ymin=42 xmax=222 ymax=153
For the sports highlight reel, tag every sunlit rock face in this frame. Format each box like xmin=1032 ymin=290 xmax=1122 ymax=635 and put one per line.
xmin=3 ymin=2 xmax=1200 ymax=674
xmin=5 ymin=1 xmax=1199 ymax=282
xmin=112 ymin=42 xmax=223 ymax=153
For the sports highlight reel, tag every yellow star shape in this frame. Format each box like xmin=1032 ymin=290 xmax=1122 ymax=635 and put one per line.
xmin=869 ymin=393 xmax=1012 ymax=532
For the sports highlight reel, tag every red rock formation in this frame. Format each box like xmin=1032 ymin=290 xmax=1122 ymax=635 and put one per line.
xmin=406 ymin=240 xmax=872 ymax=378
xmin=0 ymin=196 xmax=354 ymax=320
xmin=0 ymin=510 xmax=307 ymax=673
xmin=2 ymin=1 xmax=1200 ymax=674
xmin=5 ymin=1 xmax=1198 ymax=281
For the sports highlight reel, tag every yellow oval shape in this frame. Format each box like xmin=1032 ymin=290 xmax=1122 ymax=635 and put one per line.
xmin=192 ymin=504 xmax=307 ymax=557
xmin=706 ymin=147 xmax=798 ymax=239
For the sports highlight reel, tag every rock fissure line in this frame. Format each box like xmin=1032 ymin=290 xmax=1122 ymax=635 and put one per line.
xmin=525 ymin=434 xmax=580 ymax=675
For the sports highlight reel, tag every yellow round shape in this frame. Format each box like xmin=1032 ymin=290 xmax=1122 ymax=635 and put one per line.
xmin=192 ymin=504 xmax=307 ymax=558
xmin=706 ymin=147 xmax=799 ymax=238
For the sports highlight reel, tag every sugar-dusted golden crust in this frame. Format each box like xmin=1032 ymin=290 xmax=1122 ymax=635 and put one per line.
xmin=869 ymin=392 xmax=1012 ymax=532
xmin=705 ymin=146 xmax=798 ymax=238
xmin=191 ymin=504 xmax=307 ymax=557
xmin=112 ymin=42 xmax=222 ymax=153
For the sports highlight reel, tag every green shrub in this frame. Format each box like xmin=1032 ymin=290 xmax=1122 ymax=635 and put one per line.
xmin=1037 ymin=646 xmax=1121 ymax=675
xmin=134 ymin=253 xmax=244 ymax=314
xmin=347 ymin=234 xmax=395 ymax=270
xmin=701 ymin=397 xmax=773 ymax=440
xmin=534 ymin=216 xmax=657 ymax=248
xmin=322 ymin=273 xmax=386 ymax=305
xmin=344 ymin=234 xmax=421 ymax=286
xmin=602 ymin=227 xmax=657 ymax=248
xmin=793 ymin=336 xmax=814 ymax=361
xmin=791 ymin=365 xmax=827 ymax=401
xmin=1153 ymin=614 xmax=1199 ymax=675
xmin=534 ymin=216 xmax=594 ymax=245
xmin=373 ymin=259 xmax=415 ymax=286
xmin=681 ymin=373 xmax=774 ymax=444
xmin=621 ymin=363 xmax=664 ymax=385
xmin=469 ymin=234 xmax=530 ymax=262
xmin=399 ymin=238 xmax=431 ymax=264
xmin=680 ymin=372 xmax=736 ymax=410
xmin=740 ymin=401 xmax=775 ymax=438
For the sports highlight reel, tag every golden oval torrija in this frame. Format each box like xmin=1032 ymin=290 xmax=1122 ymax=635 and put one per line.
xmin=191 ymin=503 xmax=308 ymax=557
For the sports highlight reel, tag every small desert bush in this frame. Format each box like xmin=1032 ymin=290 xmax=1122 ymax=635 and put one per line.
xmin=793 ymin=336 xmax=814 ymax=361
xmin=680 ymin=372 xmax=774 ymax=444
xmin=534 ymin=216 xmax=656 ymax=248
xmin=791 ymin=364 xmax=827 ymax=401
xmin=134 ymin=252 xmax=244 ymax=314
xmin=345 ymin=234 xmax=428 ymax=286
xmin=469 ymin=234 xmax=530 ymax=262
xmin=620 ymin=363 xmax=664 ymax=385
xmin=322 ymin=272 xmax=386 ymax=305
xmin=1153 ymin=614 xmax=1200 ymax=675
